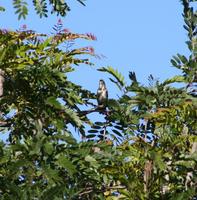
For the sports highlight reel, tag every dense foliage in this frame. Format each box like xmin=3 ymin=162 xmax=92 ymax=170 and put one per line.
xmin=0 ymin=0 xmax=196 ymax=199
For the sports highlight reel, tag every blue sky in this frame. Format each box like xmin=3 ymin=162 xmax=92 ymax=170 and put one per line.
xmin=0 ymin=1 xmax=190 ymax=141
xmin=0 ymin=1 xmax=189 ymax=97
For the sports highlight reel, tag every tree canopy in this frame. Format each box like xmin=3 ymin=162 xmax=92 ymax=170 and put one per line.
xmin=0 ymin=0 xmax=196 ymax=199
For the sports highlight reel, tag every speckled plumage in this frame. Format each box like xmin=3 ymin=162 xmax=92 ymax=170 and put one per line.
xmin=97 ymin=79 xmax=108 ymax=108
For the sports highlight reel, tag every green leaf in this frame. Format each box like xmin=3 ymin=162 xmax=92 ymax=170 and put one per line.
xmin=44 ymin=166 xmax=62 ymax=183
xmin=85 ymin=155 xmax=97 ymax=165
xmin=56 ymin=154 xmax=76 ymax=175
xmin=86 ymin=134 xmax=96 ymax=138
xmin=98 ymin=66 xmax=126 ymax=89
xmin=55 ymin=133 xmax=77 ymax=144
xmin=88 ymin=129 xmax=98 ymax=133
xmin=0 ymin=6 xmax=5 ymax=12
xmin=114 ymin=125 xmax=124 ymax=130
xmin=112 ymin=129 xmax=122 ymax=137
xmin=175 ymin=160 xmax=195 ymax=168
xmin=77 ymin=0 xmax=86 ymax=6
xmin=163 ymin=75 xmax=186 ymax=85
xmin=44 ymin=142 xmax=54 ymax=155
xmin=95 ymin=122 xmax=105 ymax=126
xmin=46 ymin=96 xmax=62 ymax=109
xmin=91 ymin=125 xmax=101 ymax=129
xmin=33 ymin=0 xmax=48 ymax=18
xmin=63 ymin=106 xmax=83 ymax=127
xmin=13 ymin=0 xmax=28 ymax=20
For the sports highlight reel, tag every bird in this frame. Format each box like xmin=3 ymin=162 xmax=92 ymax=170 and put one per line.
xmin=97 ymin=79 xmax=108 ymax=109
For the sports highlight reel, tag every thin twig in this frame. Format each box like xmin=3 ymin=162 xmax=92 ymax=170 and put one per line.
xmin=78 ymin=187 xmax=93 ymax=197
xmin=78 ymin=185 xmax=126 ymax=197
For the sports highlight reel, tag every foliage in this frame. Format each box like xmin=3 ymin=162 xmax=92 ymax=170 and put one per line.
xmin=2 ymin=0 xmax=86 ymax=19
xmin=0 ymin=0 xmax=196 ymax=199
xmin=0 ymin=22 xmax=102 ymax=199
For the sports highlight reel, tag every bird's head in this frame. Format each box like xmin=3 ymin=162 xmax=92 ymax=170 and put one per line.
xmin=99 ymin=79 xmax=106 ymax=88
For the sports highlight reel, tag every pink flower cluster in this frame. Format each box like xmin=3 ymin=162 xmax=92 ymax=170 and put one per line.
xmin=62 ymin=28 xmax=70 ymax=33
xmin=86 ymin=33 xmax=97 ymax=41
xmin=80 ymin=46 xmax=95 ymax=54
xmin=0 ymin=29 xmax=8 ymax=34
xmin=87 ymin=46 xmax=95 ymax=54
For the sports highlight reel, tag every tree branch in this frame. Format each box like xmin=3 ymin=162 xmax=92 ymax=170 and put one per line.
xmin=78 ymin=107 xmax=104 ymax=116
xmin=0 ymin=121 xmax=11 ymax=127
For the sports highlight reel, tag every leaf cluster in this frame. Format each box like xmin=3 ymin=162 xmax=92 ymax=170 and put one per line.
xmin=2 ymin=0 xmax=86 ymax=19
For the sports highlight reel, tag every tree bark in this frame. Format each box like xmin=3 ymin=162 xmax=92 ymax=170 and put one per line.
xmin=0 ymin=69 xmax=5 ymax=97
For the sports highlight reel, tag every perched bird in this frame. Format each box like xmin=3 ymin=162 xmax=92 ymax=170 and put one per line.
xmin=97 ymin=79 xmax=108 ymax=109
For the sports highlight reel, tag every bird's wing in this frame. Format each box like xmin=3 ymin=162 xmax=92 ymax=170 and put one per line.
xmin=106 ymin=88 xmax=108 ymax=100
